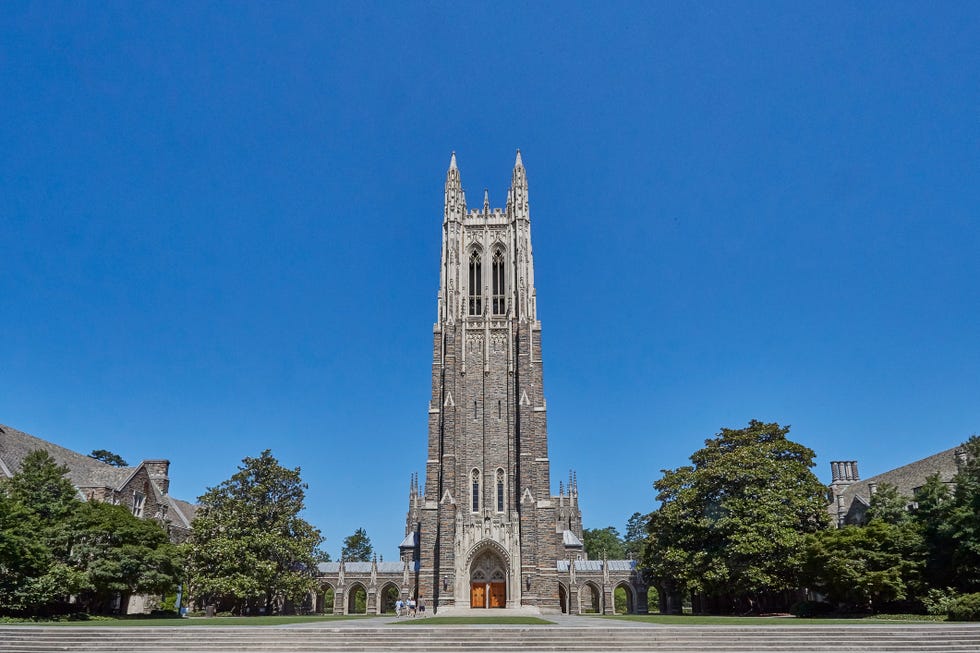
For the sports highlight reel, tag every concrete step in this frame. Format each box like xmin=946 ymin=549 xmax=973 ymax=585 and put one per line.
xmin=3 ymin=625 xmax=980 ymax=653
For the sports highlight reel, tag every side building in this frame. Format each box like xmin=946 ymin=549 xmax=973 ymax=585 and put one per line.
xmin=828 ymin=445 xmax=967 ymax=526
xmin=0 ymin=422 xmax=197 ymax=542
xmin=316 ymin=153 xmax=647 ymax=615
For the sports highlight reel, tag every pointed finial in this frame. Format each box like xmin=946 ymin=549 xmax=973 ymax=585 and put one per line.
xmin=449 ymin=151 xmax=457 ymax=170
xmin=515 ymin=149 xmax=523 ymax=167
xmin=483 ymin=188 xmax=490 ymax=212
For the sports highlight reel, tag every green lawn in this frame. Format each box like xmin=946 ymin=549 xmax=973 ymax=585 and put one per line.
xmin=1 ymin=615 xmax=376 ymax=627
xmin=596 ymin=614 xmax=950 ymax=626
xmin=393 ymin=616 xmax=554 ymax=625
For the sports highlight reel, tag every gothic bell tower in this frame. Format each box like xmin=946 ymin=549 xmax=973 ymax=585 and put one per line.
xmin=401 ymin=152 xmax=584 ymax=613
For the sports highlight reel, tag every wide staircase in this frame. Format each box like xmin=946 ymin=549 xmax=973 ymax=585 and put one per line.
xmin=3 ymin=624 xmax=980 ymax=652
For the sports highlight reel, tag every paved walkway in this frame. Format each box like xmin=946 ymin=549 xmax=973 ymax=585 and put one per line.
xmin=281 ymin=614 xmax=653 ymax=628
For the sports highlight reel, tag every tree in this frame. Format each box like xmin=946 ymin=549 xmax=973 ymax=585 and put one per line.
xmin=0 ymin=451 xmax=84 ymax=615
xmin=341 ymin=528 xmax=373 ymax=562
xmin=582 ymin=526 xmax=625 ymax=560
xmin=915 ymin=473 xmax=956 ymax=590
xmin=4 ymin=450 xmax=79 ymax=527
xmin=89 ymin=449 xmax=128 ymax=467
xmin=948 ymin=436 xmax=980 ymax=591
xmin=802 ymin=519 xmax=924 ymax=612
xmin=624 ymin=512 xmax=647 ymax=559
xmin=69 ymin=501 xmax=181 ymax=613
xmin=642 ymin=420 xmax=830 ymax=613
xmin=866 ymin=483 xmax=913 ymax=525
xmin=187 ymin=450 xmax=322 ymax=614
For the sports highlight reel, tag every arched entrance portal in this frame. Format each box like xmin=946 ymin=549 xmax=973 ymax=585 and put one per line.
xmin=469 ymin=548 xmax=507 ymax=609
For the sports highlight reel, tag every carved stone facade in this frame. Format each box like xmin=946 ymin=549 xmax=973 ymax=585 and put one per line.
xmin=317 ymin=153 xmax=647 ymax=614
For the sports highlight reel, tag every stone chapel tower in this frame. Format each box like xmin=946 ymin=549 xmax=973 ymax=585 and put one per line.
xmin=400 ymin=152 xmax=585 ymax=613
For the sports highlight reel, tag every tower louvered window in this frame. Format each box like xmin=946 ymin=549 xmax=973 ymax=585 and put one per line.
xmin=469 ymin=251 xmax=482 ymax=315
xmin=492 ymin=249 xmax=505 ymax=315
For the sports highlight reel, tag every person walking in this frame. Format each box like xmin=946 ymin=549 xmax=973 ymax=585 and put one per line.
xmin=418 ymin=596 xmax=426 ymax=617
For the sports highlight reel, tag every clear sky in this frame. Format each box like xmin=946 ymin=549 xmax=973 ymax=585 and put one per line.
xmin=2 ymin=2 xmax=978 ymax=559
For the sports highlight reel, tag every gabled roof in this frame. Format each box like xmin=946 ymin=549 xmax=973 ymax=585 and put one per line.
xmin=833 ymin=445 xmax=963 ymax=509
xmin=0 ymin=422 xmax=199 ymax=530
xmin=165 ymin=496 xmax=199 ymax=528
xmin=0 ymin=423 xmax=133 ymax=488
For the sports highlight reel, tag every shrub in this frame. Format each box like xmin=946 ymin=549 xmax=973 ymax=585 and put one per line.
xmin=947 ymin=593 xmax=980 ymax=621
xmin=922 ymin=587 xmax=957 ymax=616
xmin=790 ymin=600 xmax=834 ymax=618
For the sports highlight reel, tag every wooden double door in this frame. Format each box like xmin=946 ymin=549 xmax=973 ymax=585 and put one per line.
xmin=470 ymin=582 xmax=506 ymax=608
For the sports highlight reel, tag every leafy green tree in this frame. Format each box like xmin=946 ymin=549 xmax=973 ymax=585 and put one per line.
xmin=88 ymin=449 xmax=128 ymax=467
xmin=802 ymin=519 xmax=924 ymax=611
xmin=642 ymin=420 xmax=830 ymax=613
xmin=866 ymin=483 xmax=913 ymax=525
xmin=0 ymin=451 xmax=84 ymax=615
xmin=948 ymin=436 xmax=980 ymax=590
xmin=915 ymin=473 xmax=956 ymax=590
xmin=0 ymin=488 xmax=50 ymax=612
xmin=187 ymin=450 xmax=322 ymax=614
xmin=341 ymin=528 xmax=373 ymax=562
xmin=582 ymin=526 xmax=626 ymax=560
xmin=4 ymin=450 xmax=79 ymax=527
xmin=69 ymin=501 xmax=181 ymax=613
xmin=624 ymin=512 xmax=647 ymax=559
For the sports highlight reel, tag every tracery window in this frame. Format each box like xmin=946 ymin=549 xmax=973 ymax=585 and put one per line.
xmin=469 ymin=251 xmax=482 ymax=315
xmin=496 ymin=468 xmax=505 ymax=512
xmin=472 ymin=469 xmax=481 ymax=512
xmin=491 ymin=249 xmax=505 ymax=315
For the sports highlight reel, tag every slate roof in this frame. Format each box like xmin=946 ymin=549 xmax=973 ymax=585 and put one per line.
xmin=830 ymin=444 xmax=965 ymax=522
xmin=166 ymin=497 xmax=199 ymax=528
xmin=318 ymin=561 xmax=410 ymax=574
xmin=562 ymin=530 xmax=584 ymax=547
xmin=0 ymin=423 xmax=134 ymax=488
xmin=557 ymin=559 xmax=636 ymax=572
xmin=0 ymin=422 xmax=198 ymax=530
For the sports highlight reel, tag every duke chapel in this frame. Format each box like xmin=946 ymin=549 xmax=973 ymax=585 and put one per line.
xmin=316 ymin=153 xmax=647 ymax=615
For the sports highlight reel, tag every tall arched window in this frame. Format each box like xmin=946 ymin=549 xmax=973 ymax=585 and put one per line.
xmin=468 ymin=251 xmax=482 ymax=315
xmin=471 ymin=469 xmax=481 ymax=512
xmin=496 ymin=468 xmax=505 ymax=512
xmin=491 ymin=249 xmax=505 ymax=315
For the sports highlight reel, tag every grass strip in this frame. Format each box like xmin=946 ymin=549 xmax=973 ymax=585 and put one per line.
xmin=2 ymin=615 xmax=375 ymax=627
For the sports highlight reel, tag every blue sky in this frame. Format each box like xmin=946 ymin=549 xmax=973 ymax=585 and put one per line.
xmin=1 ymin=2 xmax=978 ymax=558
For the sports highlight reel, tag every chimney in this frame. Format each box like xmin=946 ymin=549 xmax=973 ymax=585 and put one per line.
xmin=144 ymin=460 xmax=170 ymax=495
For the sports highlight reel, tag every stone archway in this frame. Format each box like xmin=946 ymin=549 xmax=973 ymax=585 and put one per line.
xmin=580 ymin=582 xmax=601 ymax=614
xmin=346 ymin=583 xmax=367 ymax=615
xmin=469 ymin=547 xmax=507 ymax=609
xmin=614 ymin=582 xmax=635 ymax=614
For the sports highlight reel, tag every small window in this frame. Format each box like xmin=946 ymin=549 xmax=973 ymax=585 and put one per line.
xmin=132 ymin=492 xmax=146 ymax=518
xmin=497 ymin=400 xmax=501 ymax=419
xmin=472 ymin=469 xmax=481 ymax=512
xmin=496 ymin=469 xmax=505 ymax=512
xmin=473 ymin=400 xmax=478 ymax=420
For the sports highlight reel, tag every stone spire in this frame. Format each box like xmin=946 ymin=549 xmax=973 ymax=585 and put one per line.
xmin=509 ymin=149 xmax=528 ymax=221
xmin=444 ymin=151 xmax=465 ymax=223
